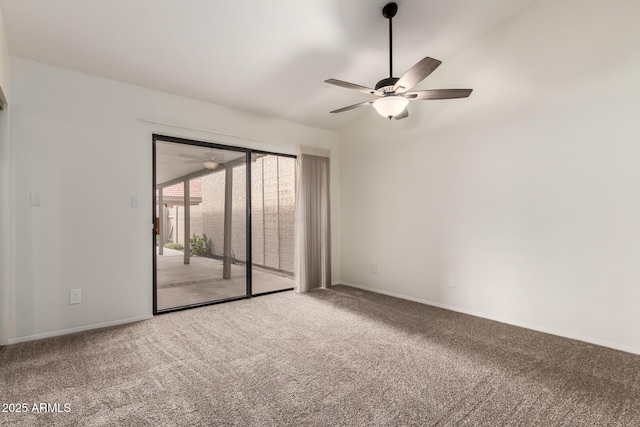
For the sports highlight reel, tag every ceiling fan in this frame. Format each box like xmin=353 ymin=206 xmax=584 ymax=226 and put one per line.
xmin=175 ymin=150 xmax=225 ymax=169
xmin=325 ymin=2 xmax=473 ymax=120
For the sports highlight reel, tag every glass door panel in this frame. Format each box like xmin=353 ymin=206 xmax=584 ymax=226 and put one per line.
xmin=154 ymin=139 xmax=247 ymax=312
xmin=251 ymin=154 xmax=295 ymax=295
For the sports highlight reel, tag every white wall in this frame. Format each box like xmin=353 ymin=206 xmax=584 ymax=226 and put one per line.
xmin=0 ymin=4 xmax=11 ymax=345
xmin=339 ymin=0 xmax=640 ymax=354
xmin=0 ymin=5 xmax=9 ymax=101
xmin=7 ymin=57 xmax=340 ymax=343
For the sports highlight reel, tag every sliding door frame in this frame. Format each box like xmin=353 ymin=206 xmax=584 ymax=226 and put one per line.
xmin=152 ymin=134 xmax=294 ymax=314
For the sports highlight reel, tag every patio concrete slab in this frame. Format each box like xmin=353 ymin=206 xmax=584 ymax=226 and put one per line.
xmin=156 ymin=251 xmax=293 ymax=310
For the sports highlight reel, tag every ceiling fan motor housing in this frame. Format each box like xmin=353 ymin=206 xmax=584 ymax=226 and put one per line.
xmin=375 ymin=77 xmax=399 ymax=92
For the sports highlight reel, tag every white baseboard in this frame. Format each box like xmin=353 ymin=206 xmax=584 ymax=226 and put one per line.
xmin=337 ymin=281 xmax=640 ymax=356
xmin=7 ymin=314 xmax=154 ymax=345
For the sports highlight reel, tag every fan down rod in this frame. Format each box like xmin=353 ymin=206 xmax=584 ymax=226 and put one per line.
xmin=383 ymin=2 xmax=398 ymax=78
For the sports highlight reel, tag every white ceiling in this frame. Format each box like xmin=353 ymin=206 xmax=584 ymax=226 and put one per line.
xmin=0 ymin=0 xmax=538 ymax=131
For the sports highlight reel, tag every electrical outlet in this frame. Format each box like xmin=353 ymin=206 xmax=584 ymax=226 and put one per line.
xmin=371 ymin=264 xmax=377 ymax=274
xmin=69 ymin=289 xmax=81 ymax=304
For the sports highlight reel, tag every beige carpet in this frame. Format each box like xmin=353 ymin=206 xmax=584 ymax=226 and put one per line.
xmin=1 ymin=285 xmax=639 ymax=426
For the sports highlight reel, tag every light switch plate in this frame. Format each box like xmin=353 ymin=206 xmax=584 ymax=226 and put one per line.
xmin=69 ymin=289 xmax=81 ymax=304
xmin=448 ymin=276 xmax=457 ymax=288
xmin=131 ymin=196 xmax=139 ymax=208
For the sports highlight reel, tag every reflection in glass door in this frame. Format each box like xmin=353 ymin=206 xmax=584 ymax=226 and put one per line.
xmin=154 ymin=137 xmax=247 ymax=312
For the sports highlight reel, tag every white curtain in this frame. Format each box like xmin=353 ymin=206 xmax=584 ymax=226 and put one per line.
xmin=294 ymin=145 xmax=331 ymax=293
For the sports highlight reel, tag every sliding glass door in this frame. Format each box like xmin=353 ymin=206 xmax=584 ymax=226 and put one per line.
xmin=153 ymin=135 xmax=295 ymax=313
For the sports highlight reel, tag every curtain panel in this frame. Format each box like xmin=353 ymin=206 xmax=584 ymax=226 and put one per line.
xmin=294 ymin=145 xmax=331 ymax=293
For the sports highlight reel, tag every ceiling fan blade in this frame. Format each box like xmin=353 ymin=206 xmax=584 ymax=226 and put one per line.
xmin=406 ymin=89 xmax=473 ymax=100
xmin=177 ymin=153 xmax=202 ymax=160
xmin=325 ymin=79 xmax=383 ymax=96
xmin=394 ymin=108 xmax=409 ymax=120
xmin=162 ymin=158 xmax=201 ymax=164
xmin=330 ymin=100 xmax=374 ymax=114
xmin=393 ymin=57 xmax=442 ymax=93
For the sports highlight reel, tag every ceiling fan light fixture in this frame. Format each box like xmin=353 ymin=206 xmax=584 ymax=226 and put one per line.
xmin=203 ymin=161 xmax=219 ymax=169
xmin=373 ymin=96 xmax=409 ymax=119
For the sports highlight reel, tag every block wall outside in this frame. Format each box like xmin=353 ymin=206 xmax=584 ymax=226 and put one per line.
xmin=190 ymin=156 xmax=296 ymax=274
xmin=277 ymin=157 xmax=295 ymax=272
xmin=168 ymin=204 xmax=204 ymax=246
